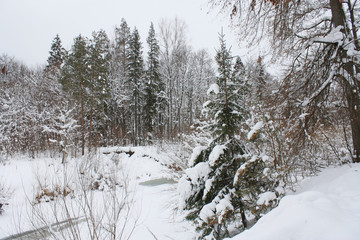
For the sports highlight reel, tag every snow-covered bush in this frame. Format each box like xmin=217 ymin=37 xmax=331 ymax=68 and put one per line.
xmin=29 ymin=153 xmax=137 ymax=239
xmin=34 ymin=184 xmax=73 ymax=204
xmin=0 ymin=180 xmax=12 ymax=215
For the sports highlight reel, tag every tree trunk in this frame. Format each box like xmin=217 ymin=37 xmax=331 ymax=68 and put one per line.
xmin=345 ymin=82 xmax=360 ymax=162
xmin=80 ymin=81 xmax=85 ymax=156
xmin=122 ymin=108 xmax=127 ymax=145
xmin=89 ymin=85 xmax=94 ymax=153
xmin=330 ymin=0 xmax=360 ymax=162
xmin=329 ymin=0 xmax=346 ymax=29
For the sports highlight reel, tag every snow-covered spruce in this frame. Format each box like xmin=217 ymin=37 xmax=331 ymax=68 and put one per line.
xmin=178 ymin=139 xmax=283 ymax=239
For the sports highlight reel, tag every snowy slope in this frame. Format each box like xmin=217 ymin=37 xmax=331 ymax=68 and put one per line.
xmin=227 ymin=163 xmax=360 ymax=240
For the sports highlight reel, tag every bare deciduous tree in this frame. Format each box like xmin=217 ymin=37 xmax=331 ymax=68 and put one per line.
xmin=210 ymin=0 xmax=360 ymax=163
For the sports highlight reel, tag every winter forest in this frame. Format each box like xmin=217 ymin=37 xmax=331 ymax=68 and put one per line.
xmin=0 ymin=0 xmax=360 ymax=239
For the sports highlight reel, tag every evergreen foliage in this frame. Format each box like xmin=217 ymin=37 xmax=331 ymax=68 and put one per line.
xmin=46 ymin=34 xmax=66 ymax=75
xmin=88 ymin=30 xmax=111 ymax=104
xmin=205 ymin=33 xmax=244 ymax=143
xmin=60 ymin=35 xmax=89 ymax=155
xmin=250 ymin=56 xmax=267 ymax=103
xmin=88 ymin=30 xmax=111 ymax=148
xmin=111 ymin=18 xmax=131 ymax=80
xmin=211 ymin=0 xmax=360 ymax=163
xmin=231 ymin=56 xmax=249 ymax=103
xmin=61 ymin=35 xmax=89 ymax=96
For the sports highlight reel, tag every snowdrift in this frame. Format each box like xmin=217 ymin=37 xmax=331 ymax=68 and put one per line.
xmin=228 ymin=163 xmax=360 ymax=240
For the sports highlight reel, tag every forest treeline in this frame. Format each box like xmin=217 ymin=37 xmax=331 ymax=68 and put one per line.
xmin=0 ymin=18 xmax=265 ymax=158
xmin=0 ymin=15 xmax=354 ymax=166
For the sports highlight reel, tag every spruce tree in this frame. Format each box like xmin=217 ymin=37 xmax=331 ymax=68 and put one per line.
xmin=126 ymin=28 xmax=145 ymax=146
xmin=144 ymin=23 xmax=164 ymax=140
xmin=232 ymin=56 xmax=248 ymax=99
xmin=251 ymin=56 xmax=267 ymax=103
xmin=232 ymin=56 xmax=250 ymax=136
xmin=206 ymin=33 xmax=243 ymax=142
xmin=46 ymin=34 xmax=66 ymax=75
xmin=88 ymin=30 xmax=111 ymax=150
xmin=178 ymin=34 xmax=282 ymax=239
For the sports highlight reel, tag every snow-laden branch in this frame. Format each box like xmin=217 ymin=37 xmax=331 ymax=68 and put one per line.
xmin=313 ymin=26 xmax=344 ymax=45
xmin=302 ymin=65 xmax=337 ymax=107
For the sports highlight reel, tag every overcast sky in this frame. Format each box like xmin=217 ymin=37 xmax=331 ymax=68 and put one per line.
xmin=1 ymin=0 xmax=242 ymax=67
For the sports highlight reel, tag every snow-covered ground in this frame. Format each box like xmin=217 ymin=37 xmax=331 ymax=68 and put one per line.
xmin=1 ymin=147 xmax=359 ymax=240
xmin=227 ymin=163 xmax=360 ymax=240
xmin=0 ymin=146 xmax=195 ymax=239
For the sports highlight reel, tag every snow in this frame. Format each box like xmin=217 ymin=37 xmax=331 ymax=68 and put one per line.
xmin=203 ymin=100 xmax=212 ymax=109
xmin=199 ymin=193 xmax=234 ymax=224
xmin=247 ymin=121 xmax=264 ymax=141
xmin=177 ymin=162 xmax=211 ymax=209
xmin=227 ymin=163 xmax=360 ymax=240
xmin=314 ymin=26 xmax=344 ymax=44
xmin=2 ymin=147 xmax=360 ymax=240
xmin=233 ymin=155 xmax=258 ymax=185
xmin=207 ymin=83 xmax=220 ymax=95
xmin=208 ymin=144 xmax=227 ymax=166
xmin=199 ymin=201 xmax=216 ymax=222
xmin=256 ymin=192 xmax=277 ymax=206
xmin=189 ymin=145 xmax=207 ymax=167
xmin=183 ymin=162 xmax=211 ymax=182
xmin=203 ymin=178 xmax=214 ymax=200
xmin=215 ymin=194 xmax=234 ymax=223
xmin=0 ymin=146 xmax=194 ymax=240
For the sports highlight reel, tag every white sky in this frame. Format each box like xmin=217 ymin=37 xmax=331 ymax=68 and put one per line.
xmin=0 ymin=0 xmax=242 ymax=67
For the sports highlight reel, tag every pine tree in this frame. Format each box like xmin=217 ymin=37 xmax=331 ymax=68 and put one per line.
xmin=126 ymin=28 xmax=145 ymax=146
xmin=109 ymin=18 xmax=131 ymax=145
xmin=46 ymin=34 xmax=66 ymax=75
xmin=111 ymin=18 xmax=131 ymax=80
xmin=61 ymin=35 xmax=89 ymax=155
xmin=178 ymin=34 xmax=282 ymax=239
